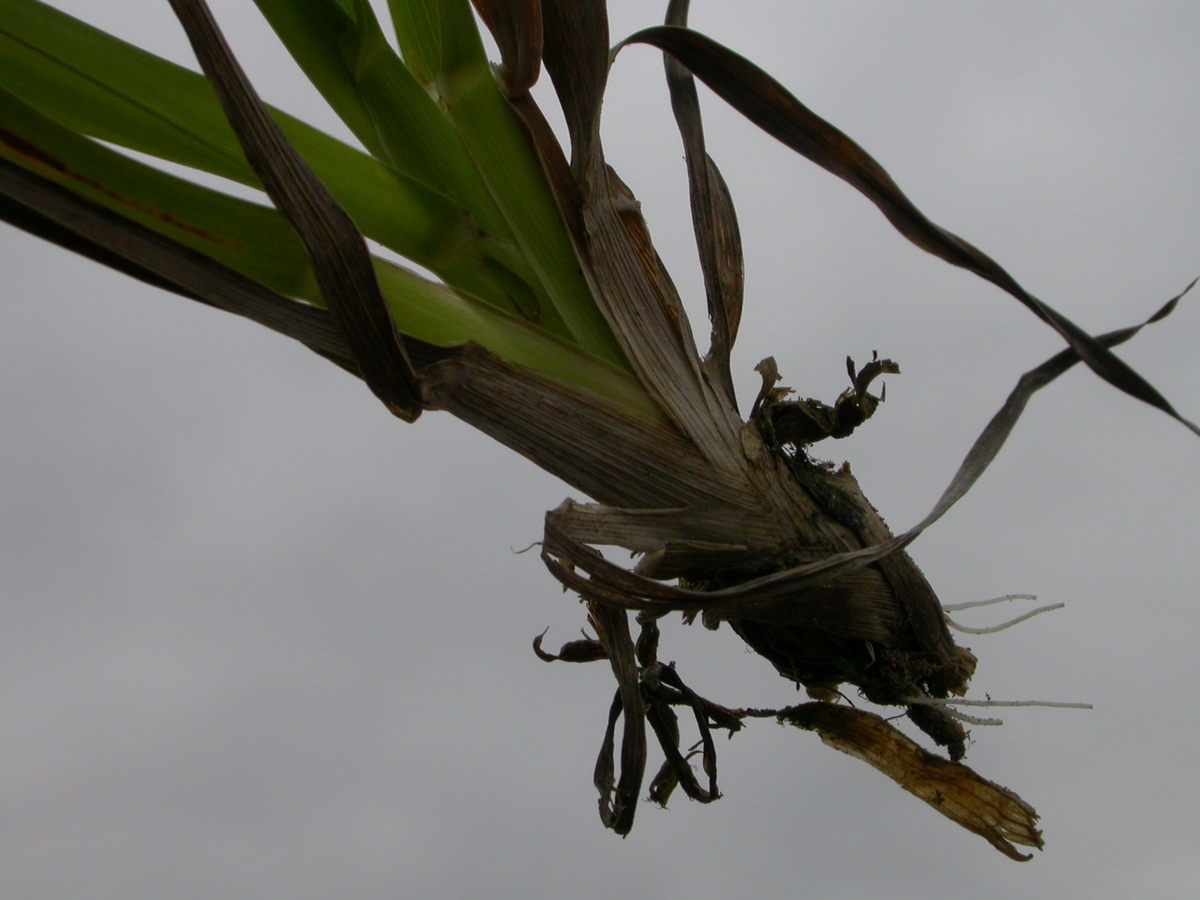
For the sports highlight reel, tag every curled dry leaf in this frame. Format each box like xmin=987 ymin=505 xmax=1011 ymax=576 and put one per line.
xmin=663 ymin=0 xmax=744 ymax=408
xmin=470 ymin=0 xmax=542 ymax=97
xmin=168 ymin=0 xmax=423 ymax=421
xmin=620 ymin=22 xmax=1200 ymax=438
xmin=533 ymin=627 xmax=608 ymax=663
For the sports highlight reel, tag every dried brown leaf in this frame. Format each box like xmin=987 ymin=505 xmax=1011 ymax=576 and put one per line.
xmin=631 ymin=540 xmax=752 ymax=580
xmin=548 ymin=498 xmax=770 ymax=551
xmin=577 ymin=166 xmax=747 ymax=472
xmin=643 ymin=693 xmax=717 ymax=804
xmin=539 ymin=0 xmax=608 ymax=170
xmin=532 ymin=628 xmax=607 ymax=663
xmin=421 ymin=343 xmax=750 ymax=510
xmin=543 ymin=520 xmax=897 ymax=644
xmin=664 ymin=0 xmax=744 ymax=408
xmin=169 ymin=0 xmax=422 ymax=421
xmin=470 ymin=0 xmax=542 ymax=96
xmin=621 ymin=24 xmax=1199 ymax=438
xmin=542 ymin=1 xmax=748 ymax=473
xmin=589 ymin=603 xmax=646 ymax=835
xmin=541 ymin=290 xmax=1188 ymax=616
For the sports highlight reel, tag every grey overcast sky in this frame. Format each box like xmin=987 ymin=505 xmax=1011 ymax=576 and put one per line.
xmin=3 ymin=2 xmax=1199 ymax=897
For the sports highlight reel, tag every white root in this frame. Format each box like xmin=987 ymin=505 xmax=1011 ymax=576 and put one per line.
xmin=942 ymin=593 xmax=1038 ymax=612
xmin=943 ymin=593 xmax=1064 ymax=634
xmin=913 ymin=594 xmax=1091 ymax=731
xmin=946 ymin=603 xmax=1065 ymax=634
xmin=905 ymin=696 xmax=1092 ymax=711
xmin=940 ymin=707 xmax=1004 ymax=727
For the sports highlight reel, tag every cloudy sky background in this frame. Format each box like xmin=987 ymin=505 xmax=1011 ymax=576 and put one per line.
xmin=3 ymin=2 xmax=1199 ymax=897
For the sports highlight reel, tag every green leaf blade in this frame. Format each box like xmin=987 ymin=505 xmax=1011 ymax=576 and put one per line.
xmin=0 ymin=84 xmax=320 ymax=301
xmin=250 ymin=0 xmax=388 ymax=159
xmin=0 ymin=0 xmax=529 ymax=314
xmin=427 ymin=0 xmax=628 ymax=367
xmin=373 ymin=259 xmax=661 ymax=422
xmin=387 ymin=0 xmax=442 ymax=88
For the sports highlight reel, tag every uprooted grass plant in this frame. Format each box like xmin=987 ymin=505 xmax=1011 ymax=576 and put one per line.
xmin=1 ymin=0 xmax=1195 ymax=860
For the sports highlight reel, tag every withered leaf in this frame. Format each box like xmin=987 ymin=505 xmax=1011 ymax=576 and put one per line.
xmin=589 ymin=603 xmax=646 ymax=836
xmin=421 ymin=344 xmax=750 ymax=510
xmin=169 ymin=0 xmax=422 ymax=421
xmin=544 ymin=1 xmax=750 ymax=475
xmin=470 ymin=0 xmax=543 ymax=97
xmin=532 ymin=628 xmax=608 ymax=663
xmin=663 ymin=0 xmax=744 ymax=408
xmin=621 ymin=24 xmax=1199 ymax=439
xmin=539 ymin=0 xmax=608 ymax=168
xmin=541 ymin=289 xmax=1189 ymax=618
